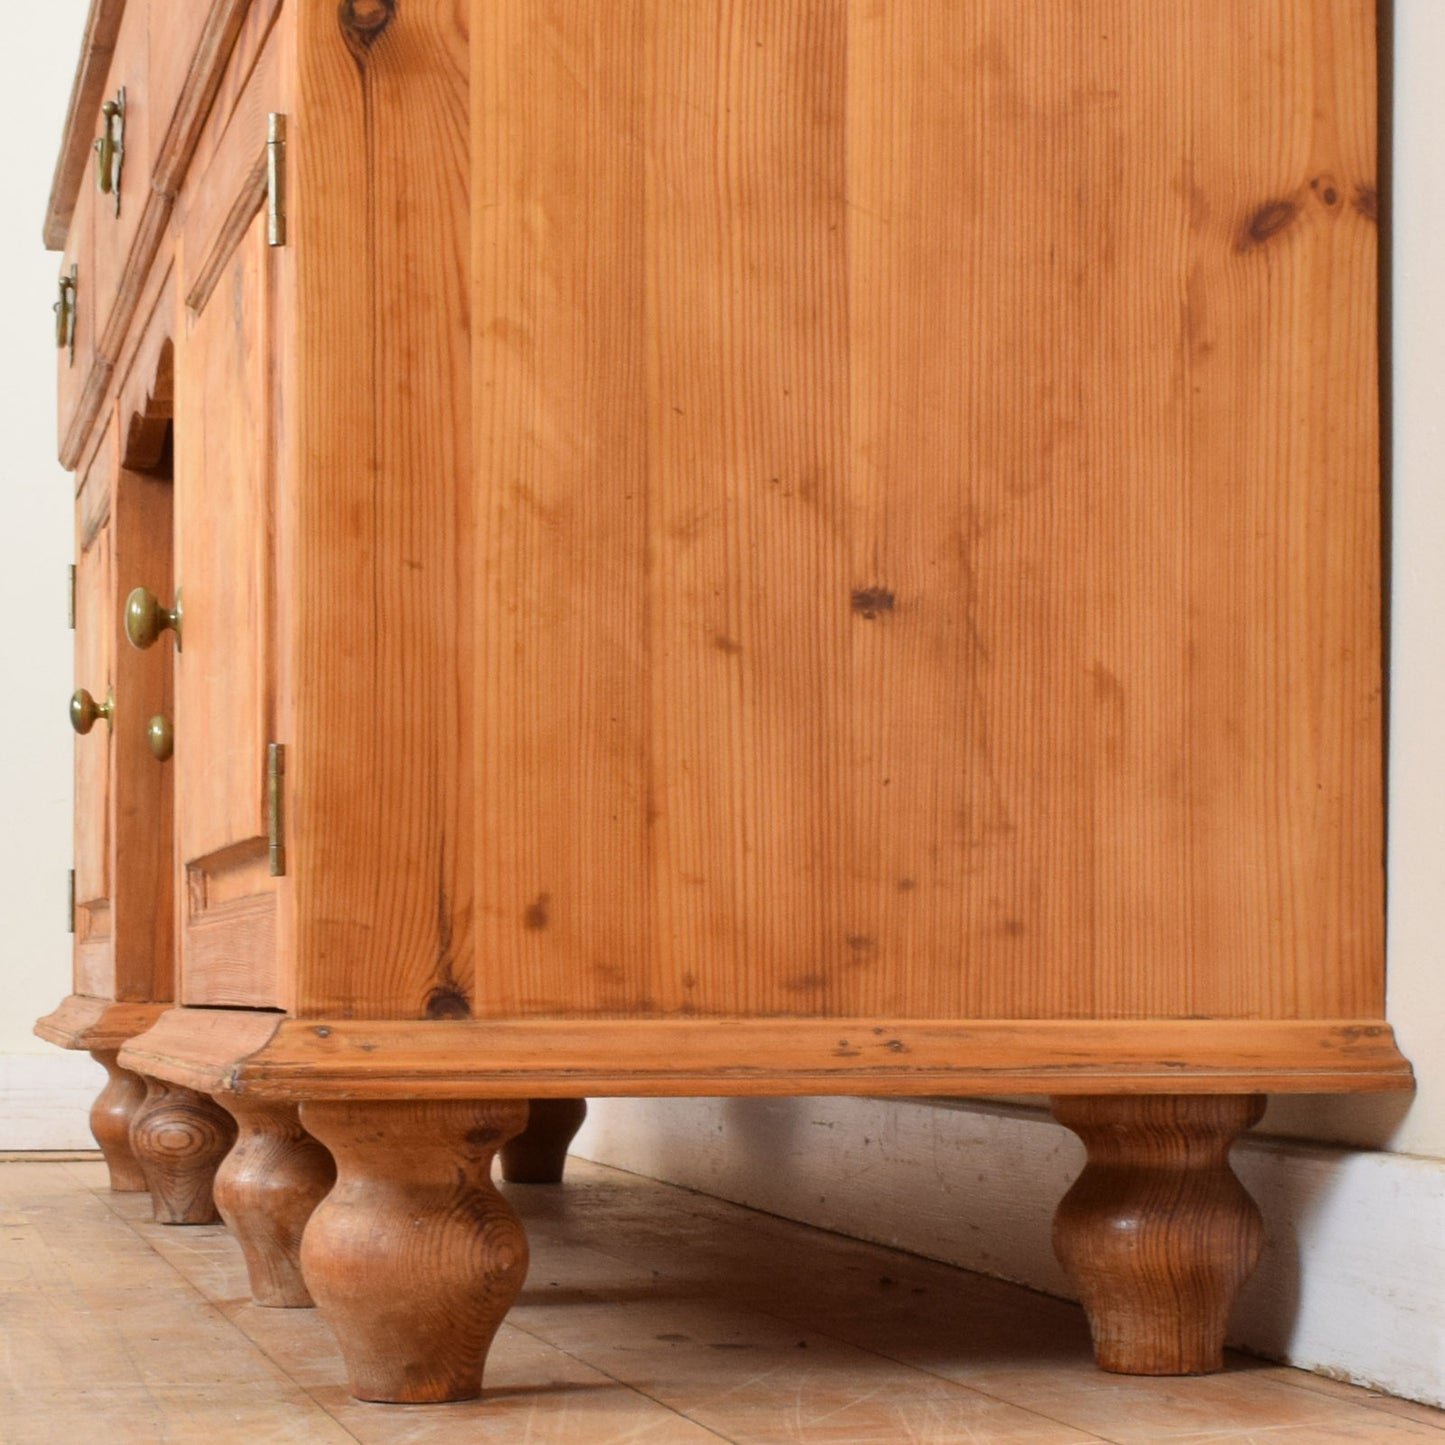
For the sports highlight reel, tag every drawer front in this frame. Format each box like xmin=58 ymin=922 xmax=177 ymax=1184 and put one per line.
xmin=56 ymin=176 xmax=96 ymax=465
xmin=90 ymin=0 xmax=151 ymax=355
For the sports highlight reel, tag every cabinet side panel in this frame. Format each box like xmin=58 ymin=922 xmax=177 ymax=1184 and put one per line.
xmin=469 ymin=0 xmax=1382 ymax=1022
xmin=289 ymin=0 xmax=474 ymax=1018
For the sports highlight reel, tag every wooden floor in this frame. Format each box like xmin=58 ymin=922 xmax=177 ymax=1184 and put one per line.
xmin=1 ymin=1157 xmax=1441 ymax=1443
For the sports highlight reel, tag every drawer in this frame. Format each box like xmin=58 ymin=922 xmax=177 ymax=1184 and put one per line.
xmin=90 ymin=0 xmax=151 ymax=356
xmin=56 ymin=174 xmax=96 ymax=466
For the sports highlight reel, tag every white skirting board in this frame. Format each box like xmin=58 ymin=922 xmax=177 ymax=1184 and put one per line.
xmin=573 ymin=1095 xmax=1445 ymax=1410
xmin=0 ymin=1050 xmax=105 ymax=1151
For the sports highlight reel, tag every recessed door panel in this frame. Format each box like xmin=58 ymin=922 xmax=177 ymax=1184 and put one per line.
xmin=174 ymin=206 xmax=278 ymax=1006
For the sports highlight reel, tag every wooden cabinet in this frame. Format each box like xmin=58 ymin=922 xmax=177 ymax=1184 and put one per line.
xmin=39 ymin=0 xmax=1412 ymax=1407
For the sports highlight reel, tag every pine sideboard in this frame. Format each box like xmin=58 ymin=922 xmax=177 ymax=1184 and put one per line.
xmin=37 ymin=0 xmax=1412 ymax=1405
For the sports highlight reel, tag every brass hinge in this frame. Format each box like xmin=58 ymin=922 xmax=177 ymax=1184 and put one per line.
xmin=67 ymin=565 xmax=75 ymax=629
xmin=55 ymin=265 xmax=77 ymax=365
xmin=266 ymin=113 xmax=287 ymax=247
xmin=67 ymin=869 xmax=75 ymax=934
xmin=267 ymin=743 xmax=287 ymax=876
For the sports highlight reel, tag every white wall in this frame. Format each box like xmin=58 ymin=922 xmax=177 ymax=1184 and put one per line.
xmin=0 ymin=2 xmax=92 ymax=1063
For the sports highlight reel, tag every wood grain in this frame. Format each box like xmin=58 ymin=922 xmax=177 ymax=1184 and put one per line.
xmin=174 ymin=206 xmax=271 ymax=861
xmin=169 ymin=0 xmax=285 ymax=215
xmin=212 ymin=1097 xmax=334 ymax=1307
xmin=472 ymin=0 xmax=1382 ymax=1025
xmin=174 ymin=204 xmax=278 ymax=1006
xmin=299 ymin=1099 xmax=529 ymax=1402
xmin=44 ymin=0 xmax=126 ymax=250
xmin=1051 ymin=1094 xmax=1266 ymax=1375
xmin=150 ymin=0 xmax=254 ymax=199
xmin=118 ymin=1010 xmax=1412 ymax=1100
xmin=87 ymin=1048 xmax=149 ymax=1191
xmin=34 ymin=997 xmax=166 ymax=1052
xmin=52 ymin=0 xmax=260 ymax=473
xmin=287 ymin=0 xmax=474 ymax=1018
xmin=57 ymin=176 xmax=98 ymax=465
xmin=129 ymin=1075 xmax=237 ymax=1224
xmin=180 ymin=7 xmax=281 ymax=314
xmin=183 ymin=887 xmax=278 ymax=1006
xmin=73 ymin=424 xmax=116 ymax=996
xmin=110 ymin=338 xmax=176 ymax=1004
xmin=91 ymin=0 xmax=150 ymax=348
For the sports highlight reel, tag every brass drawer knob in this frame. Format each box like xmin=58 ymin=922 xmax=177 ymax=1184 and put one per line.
xmin=70 ymin=687 xmax=113 ymax=735
xmin=125 ymin=586 xmax=181 ymax=650
xmin=147 ymin=714 xmax=174 ymax=762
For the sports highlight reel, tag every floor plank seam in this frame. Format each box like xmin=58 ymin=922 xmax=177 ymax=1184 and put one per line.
xmin=79 ymin=1172 xmax=368 ymax=1441
xmin=501 ymin=1315 xmax=737 ymax=1443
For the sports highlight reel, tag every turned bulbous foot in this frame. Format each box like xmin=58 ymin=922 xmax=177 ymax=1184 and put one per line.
xmin=299 ymin=1098 xmax=530 ymax=1403
xmin=88 ymin=1050 xmax=148 ymax=1192
xmin=129 ymin=1077 xmax=238 ymax=1225
xmin=1051 ymin=1093 xmax=1266 ymax=1376
xmin=500 ymin=1098 xmax=587 ymax=1184
xmin=213 ymin=1097 xmax=335 ymax=1306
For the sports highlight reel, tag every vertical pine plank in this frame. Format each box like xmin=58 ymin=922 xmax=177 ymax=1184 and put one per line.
xmin=290 ymin=0 xmax=474 ymax=1017
xmin=642 ymin=0 xmax=853 ymax=1015
xmin=1180 ymin=0 xmax=1381 ymax=1018
xmin=474 ymin=0 xmax=655 ymax=1016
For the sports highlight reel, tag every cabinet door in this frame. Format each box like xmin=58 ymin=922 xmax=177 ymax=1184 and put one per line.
xmin=72 ymin=407 xmax=176 ymax=1007
xmin=72 ymin=440 xmax=115 ymax=997
xmin=174 ymin=207 xmax=278 ymax=1006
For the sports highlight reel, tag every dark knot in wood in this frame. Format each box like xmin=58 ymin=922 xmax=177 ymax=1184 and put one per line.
xmin=339 ymin=0 xmax=397 ymax=59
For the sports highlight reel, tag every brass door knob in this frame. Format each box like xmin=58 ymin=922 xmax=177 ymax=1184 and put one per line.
xmin=70 ymin=688 xmax=113 ymax=735
xmin=147 ymin=714 xmax=174 ymax=762
xmin=125 ymin=586 xmax=181 ymax=650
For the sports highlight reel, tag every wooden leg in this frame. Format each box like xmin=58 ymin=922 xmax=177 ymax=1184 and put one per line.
xmin=500 ymin=1098 xmax=587 ymax=1184
xmin=1051 ymin=1094 xmax=1266 ymax=1376
xmin=299 ymin=1099 xmax=530 ymax=1403
xmin=213 ymin=1098 xmax=335 ymax=1307
xmin=87 ymin=1050 xmax=148 ymax=1192
xmin=129 ymin=1077 xmax=238 ymax=1225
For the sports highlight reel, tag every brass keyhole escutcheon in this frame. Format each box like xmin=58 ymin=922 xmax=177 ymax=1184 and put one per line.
xmin=125 ymin=586 xmax=182 ymax=651
xmin=94 ymin=89 xmax=125 ymax=213
xmin=147 ymin=714 xmax=174 ymax=762
xmin=55 ymin=267 xmax=77 ymax=364
xmin=70 ymin=688 xmax=114 ymax=735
